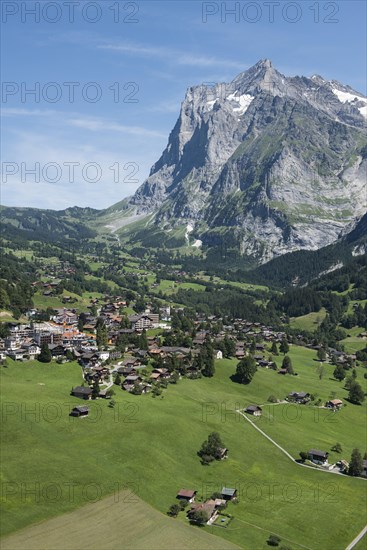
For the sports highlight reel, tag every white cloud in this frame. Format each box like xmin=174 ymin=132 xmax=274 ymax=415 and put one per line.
xmin=67 ymin=116 xmax=167 ymax=138
xmin=98 ymin=41 xmax=245 ymax=70
xmin=177 ymin=54 xmax=244 ymax=70
xmin=99 ymin=42 xmax=166 ymax=57
xmin=1 ymin=108 xmax=61 ymax=117
xmin=2 ymin=108 xmax=167 ymax=138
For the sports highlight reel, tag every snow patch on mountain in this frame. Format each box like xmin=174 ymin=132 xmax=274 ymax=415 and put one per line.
xmin=185 ymin=223 xmax=194 ymax=245
xmin=332 ymin=88 xmax=367 ymax=119
xmin=206 ymin=98 xmax=219 ymax=111
xmin=332 ymin=88 xmax=365 ymax=103
xmin=352 ymin=244 xmax=366 ymax=257
xmin=192 ymin=239 xmax=202 ymax=248
xmin=226 ymin=92 xmax=254 ymax=115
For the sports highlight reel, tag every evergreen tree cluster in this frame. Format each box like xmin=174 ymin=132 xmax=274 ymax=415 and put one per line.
xmin=0 ymin=252 xmax=36 ymax=317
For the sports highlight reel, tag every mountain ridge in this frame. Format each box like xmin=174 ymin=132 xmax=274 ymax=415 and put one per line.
xmin=116 ymin=59 xmax=367 ymax=263
xmin=1 ymin=60 xmax=366 ymax=266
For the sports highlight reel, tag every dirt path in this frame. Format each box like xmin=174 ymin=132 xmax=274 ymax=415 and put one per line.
xmin=345 ymin=525 xmax=367 ymax=550
xmin=236 ymin=410 xmax=364 ymax=478
xmin=236 ymin=410 xmax=295 ymax=461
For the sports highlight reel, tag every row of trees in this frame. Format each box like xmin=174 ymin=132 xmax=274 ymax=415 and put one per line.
xmin=0 ymin=252 xmax=36 ymax=318
xmin=38 ymin=343 xmax=74 ymax=363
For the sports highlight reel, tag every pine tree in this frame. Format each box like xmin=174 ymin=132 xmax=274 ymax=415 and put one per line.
xmin=38 ymin=343 xmax=52 ymax=363
xmin=224 ymin=335 xmax=236 ymax=358
xmin=139 ymin=329 xmax=148 ymax=350
xmin=349 ymin=448 xmax=363 ymax=476
xmin=249 ymin=339 xmax=256 ymax=354
xmin=200 ymin=337 xmax=215 ymax=378
xmin=282 ymin=355 xmax=294 ymax=375
xmin=96 ymin=323 xmax=108 ymax=348
xmin=202 ymin=353 xmax=215 ymax=377
xmin=92 ymin=379 xmax=100 ymax=399
xmin=270 ymin=341 xmax=278 ymax=355
xmin=279 ymin=339 xmax=289 ymax=355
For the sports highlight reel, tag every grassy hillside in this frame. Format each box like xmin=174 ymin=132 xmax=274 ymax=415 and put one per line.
xmin=290 ymin=308 xmax=327 ymax=332
xmin=1 ymin=347 xmax=366 ymax=549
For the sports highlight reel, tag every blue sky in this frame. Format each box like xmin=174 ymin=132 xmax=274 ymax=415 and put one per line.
xmin=1 ymin=0 xmax=366 ymax=210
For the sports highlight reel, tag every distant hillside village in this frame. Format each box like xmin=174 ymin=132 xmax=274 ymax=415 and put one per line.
xmin=1 ymin=299 xmax=166 ymax=364
xmin=1 ymin=292 xmax=361 ymax=393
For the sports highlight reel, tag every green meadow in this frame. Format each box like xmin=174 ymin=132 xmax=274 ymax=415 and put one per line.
xmin=152 ymin=279 xmax=206 ymax=296
xmin=341 ymin=335 xmax=367 ymax=354
xmin=32 ymin=290 xmax=107 ymax=314
xmin=0 ymin=346 xmax=366 ymax=549
xmin=289 ymin=309 xmax=327 ymax=332
xmin=347 ymin=299 xmax=367 ymax=314
xmin=197 ymin=274 xmax=270 ymax=293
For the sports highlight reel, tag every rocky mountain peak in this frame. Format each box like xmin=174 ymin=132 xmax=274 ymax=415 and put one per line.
xmin=231 ymin=58 xmax=282 ymax=95
xmin=124 ymin=60 xmax=367 ymax=263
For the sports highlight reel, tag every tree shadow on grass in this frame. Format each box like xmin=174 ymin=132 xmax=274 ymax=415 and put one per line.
xmin=229 ymin=374 xmax=250 ymax=385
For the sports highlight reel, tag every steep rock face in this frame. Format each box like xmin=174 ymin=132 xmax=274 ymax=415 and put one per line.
xmin=127 ymin=59 xmax=367 ymax=262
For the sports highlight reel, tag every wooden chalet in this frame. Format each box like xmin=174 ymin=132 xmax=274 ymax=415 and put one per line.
xmin=71 ymin=386 xmax=92 ymax=400
xmin=309 ymin=449 xmax=329 ymax=465
xmin=326 ymin=399 xmax=343 ymax=410
xmin=221 ymin=487 xmax=237 ymax=501
xmin=245 ymin=405 xmax=262 ymax=416
xmin=70 ymin=406 xmax=89 ymax=417
xmin=288 ymin=391 xmax=310 ymax=404
xmin=177 ymin=489 xmax=197 ymax=503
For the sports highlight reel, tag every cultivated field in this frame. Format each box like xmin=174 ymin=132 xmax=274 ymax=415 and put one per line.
xmin=1 ymin=492 xmax=239 ymax=550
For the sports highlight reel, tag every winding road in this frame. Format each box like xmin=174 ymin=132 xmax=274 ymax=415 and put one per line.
xmin=345 ymin=525 xmax=367 ymax=550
